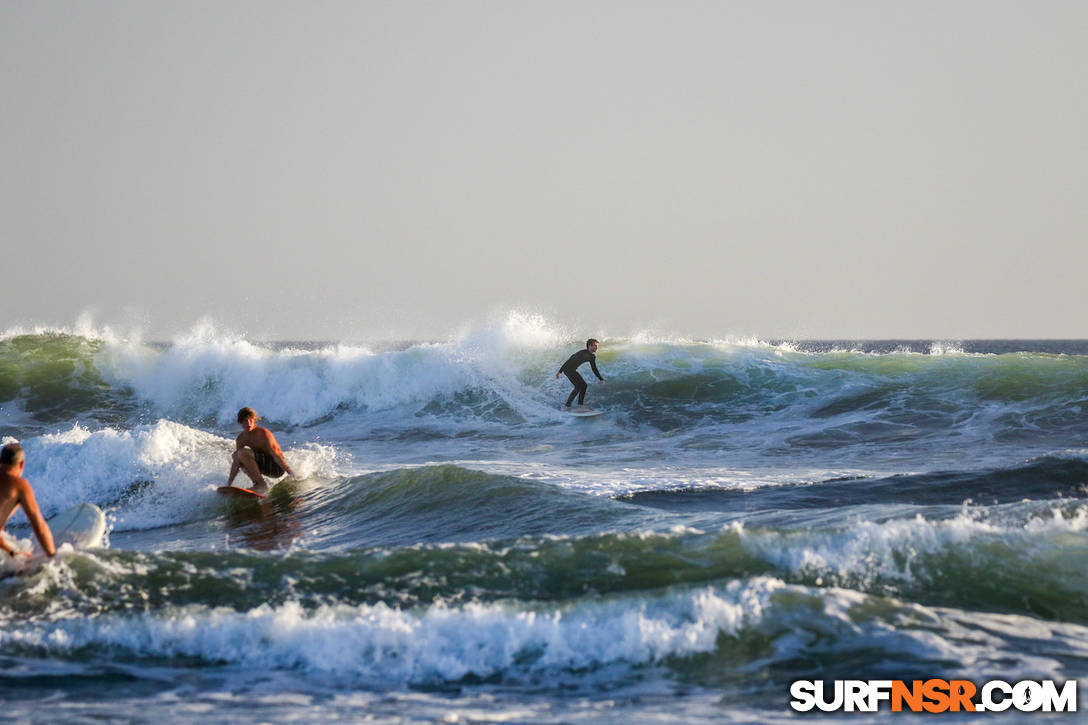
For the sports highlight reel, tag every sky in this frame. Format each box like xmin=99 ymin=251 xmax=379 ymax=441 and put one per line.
xmin=2 ymin=1 xmax=1086 ymax=341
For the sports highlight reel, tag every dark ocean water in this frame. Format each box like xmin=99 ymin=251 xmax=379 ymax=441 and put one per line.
xmin=2 ymin=319 xmax=1087 ymax=722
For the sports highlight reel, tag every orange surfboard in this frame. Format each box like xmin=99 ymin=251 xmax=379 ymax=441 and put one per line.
xmin=217 ymin=486 xmax=266 ymax=499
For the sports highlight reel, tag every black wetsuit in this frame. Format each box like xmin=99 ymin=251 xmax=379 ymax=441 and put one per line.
xmin=558 ymin=350 xmax=604 ymax=407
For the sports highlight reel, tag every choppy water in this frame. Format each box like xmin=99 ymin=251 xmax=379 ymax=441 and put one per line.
xmin=2 ymin=315 xmax=1087 ymax=722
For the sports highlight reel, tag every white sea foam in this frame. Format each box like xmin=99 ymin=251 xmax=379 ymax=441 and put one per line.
xmin=67 ymin=314 xmax=831 ymax=430
xmin=468 ymin=460 xmax=833 ymax=497
xmin=2 ymin=579 xmax=777 ymax=680
xmin=0 ymin=313 xmax=141 ymax=345
xmin=739 ymin=504 xmax=1088 ymax=585
xmin=91 ymin=315 xmax=575 ymax=426
xmin=928 ymin=341 xmax=968 ymax=356
xmin=0 ymin=576 xmax=1071 ymax=684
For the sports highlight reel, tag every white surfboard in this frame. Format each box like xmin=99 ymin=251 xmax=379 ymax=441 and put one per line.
xmin=2 ymin=503 xmax=107 ymax=578
xmin=49 ymin=503 xmax=108 ymax=548
xmin=563 ymin=407 xmax=603 ymax=417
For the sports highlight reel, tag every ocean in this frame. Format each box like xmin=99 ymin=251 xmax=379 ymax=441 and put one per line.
xmin=2 ymin=314 xmax=1087 ymax=723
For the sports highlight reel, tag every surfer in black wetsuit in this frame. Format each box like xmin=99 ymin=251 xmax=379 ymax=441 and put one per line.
xmin=556 ymin=339 xmax=605 ymax=409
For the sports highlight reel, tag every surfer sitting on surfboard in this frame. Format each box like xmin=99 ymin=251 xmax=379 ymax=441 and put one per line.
xmin=226 ymin=407 xmax=295 ymax=491
xmin=0 ymin=443 xmax=55 ymax=558
xmin=556 ymin=339 xmax=606 ymax=410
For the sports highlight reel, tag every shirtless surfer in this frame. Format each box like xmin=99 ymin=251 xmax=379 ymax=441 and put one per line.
xmin=226 ymin=407 xmax=295 ymax=491
xmin=0 ymin=443 xmax=56 ymax=558
xmin=556 ymin=338 xmax=606 ymax=409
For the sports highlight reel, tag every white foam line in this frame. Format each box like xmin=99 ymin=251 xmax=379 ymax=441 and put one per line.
xmin=3 ymin=576 xmax=1077 ymax=684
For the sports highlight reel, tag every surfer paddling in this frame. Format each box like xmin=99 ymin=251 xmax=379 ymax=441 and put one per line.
xmin=556 ymin=338 xmax=606 ymax=410
xmin=0 ymin=443 xmax=55 ymax=558
xmin=226 ymin=407 xmax=295 ymax=491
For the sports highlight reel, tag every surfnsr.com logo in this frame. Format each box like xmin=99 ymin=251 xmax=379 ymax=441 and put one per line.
xmin=790 ymin=680 xmax=1077 ymax=713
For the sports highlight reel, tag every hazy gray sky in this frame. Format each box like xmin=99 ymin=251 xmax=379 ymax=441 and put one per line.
xmin=2 ymin=1 xmax=1086 ymax=340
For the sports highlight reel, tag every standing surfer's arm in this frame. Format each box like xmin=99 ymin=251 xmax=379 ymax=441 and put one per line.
xmin=558 ymin=352 xmax=577 ymax=378
xmin=590 ymin=356 xmax=604 ymax=381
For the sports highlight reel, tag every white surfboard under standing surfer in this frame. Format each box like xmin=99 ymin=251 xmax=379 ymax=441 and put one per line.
xmin=565 ymin=408 xmax=603 ymax=417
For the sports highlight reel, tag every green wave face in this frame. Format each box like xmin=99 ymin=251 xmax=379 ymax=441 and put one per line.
xmin=0 ymin=334 xmax=134 ymax=422
xmin=7 ymin=494 xmax=1086 ymax=629
xmin=803 ymin=350 xmax=1088 ymax=403
xmin=5 ymin=333 xmax=1088 ymax=435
